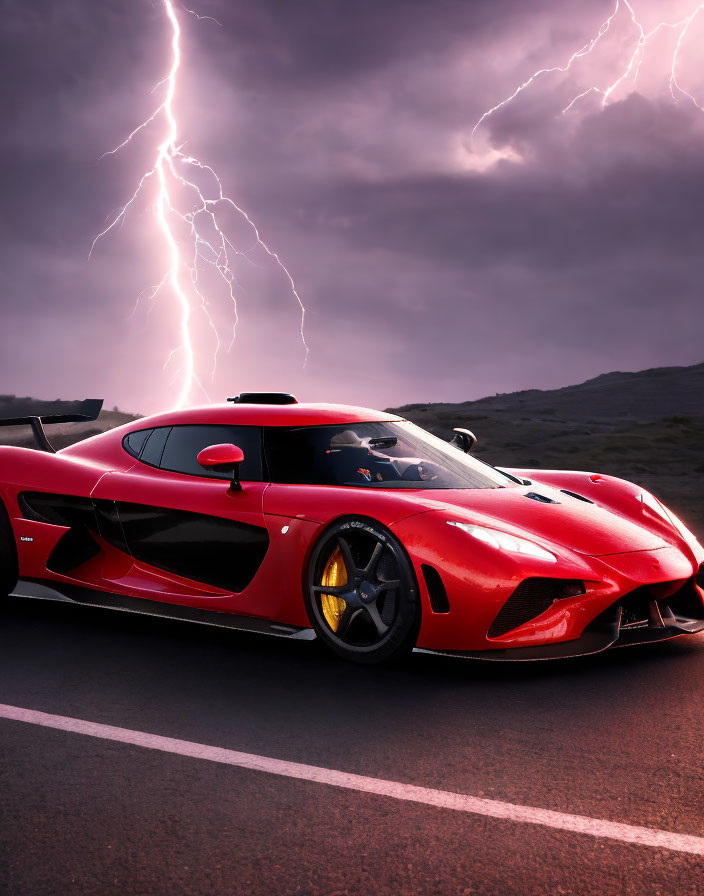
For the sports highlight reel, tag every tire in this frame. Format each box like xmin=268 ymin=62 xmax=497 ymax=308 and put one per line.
xmin=0 ymin=500 xmax=18 ymax=601
xmin=305 ymin=517 xmax=420 ymax=664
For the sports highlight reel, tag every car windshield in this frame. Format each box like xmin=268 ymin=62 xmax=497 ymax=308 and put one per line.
xmin=263 ymin=421 xmax=510 ymax=489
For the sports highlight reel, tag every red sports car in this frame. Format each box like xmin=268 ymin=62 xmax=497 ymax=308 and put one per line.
xmin=1 ymin=394 xmax=703 ymax=663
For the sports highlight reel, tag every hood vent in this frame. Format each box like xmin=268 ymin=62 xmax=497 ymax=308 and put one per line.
xmin=524 ymin=492 xmax=559 ymax=505
xmin=560 ymin=489 xmax=594 ymax=505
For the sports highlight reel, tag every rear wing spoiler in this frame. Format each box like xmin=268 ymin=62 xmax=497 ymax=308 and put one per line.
xmin=0 ymin=399 xmax=104 ymax=453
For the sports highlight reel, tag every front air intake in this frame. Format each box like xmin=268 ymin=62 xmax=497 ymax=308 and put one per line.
xmin=697 ymin=565 xmax=704 ymax=589
xmin=421 ymin=564 xmax=450 ymax=614
xmin=488 ymin=578 xmax=586 ymax=638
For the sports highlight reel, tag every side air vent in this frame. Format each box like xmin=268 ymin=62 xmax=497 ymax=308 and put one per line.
xmin=18 ymin=492 xmax=96 ymax=528
xmin=560 ymin=489 xmax=594 ymax=504
xmin=488 ymin=578 xmax=586 ymax=638
xmin=227 ymin=392 xmax=297 ymax=405
xmin=421 ymin=564 xmax=450 ymax=614
xmin=47 ymin=527 xmax=101 ymax=574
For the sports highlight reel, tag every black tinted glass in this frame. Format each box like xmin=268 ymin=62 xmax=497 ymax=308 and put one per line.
xmin=140 ymin=427 xmax=171 ymax=467
xmin=264 ymin=422 xmax=507 ymax=489
xmin=123 ymin=429 xmax=152 ymax=458
xmin=159 ymin=425 xmax=262 ymax=481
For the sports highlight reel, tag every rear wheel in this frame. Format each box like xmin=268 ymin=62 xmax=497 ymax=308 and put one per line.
xmin=305 ymin=518 xmax=420 ymax=664
xmin=0 ymin=500 xmax=18 ymax=601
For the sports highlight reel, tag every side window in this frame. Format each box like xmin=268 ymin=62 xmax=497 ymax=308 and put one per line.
xmin=123 ymin=428 xmax=152 ymax=459
xmin=140 ymin=427 xmax=172 ymax=467
xmin=159 ymin=425 xmax=263 ymax=481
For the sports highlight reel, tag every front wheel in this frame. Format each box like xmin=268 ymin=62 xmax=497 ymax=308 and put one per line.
xmin=305 ymin=518 xmax=420 ymax=664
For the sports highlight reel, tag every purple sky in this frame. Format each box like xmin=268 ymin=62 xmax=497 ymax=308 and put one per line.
xmin=1 ymin=0 xmax=703 ymax=414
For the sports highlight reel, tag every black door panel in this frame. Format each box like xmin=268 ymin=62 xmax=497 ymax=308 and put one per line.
xmin=92 ymin=465 xmax=269 ymax=597
xmin=18 ymin=490 xmax=269 ymax=592
xmin=116 ymin=501 xmax=269 ymax=592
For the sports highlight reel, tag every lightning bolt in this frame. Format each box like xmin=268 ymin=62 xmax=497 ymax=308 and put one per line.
xmin=91 ymin=0 xmax=308 ymax=409
xmin=472 ymin=1 xmax=704 ymax=139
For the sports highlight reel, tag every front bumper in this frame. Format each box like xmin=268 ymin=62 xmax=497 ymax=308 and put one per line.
xmin=417 ymin=561 xmax=704 ymax=661
xmin=418 ymin=581 xmax=704 ymax=661
xmin=406 ymin=512 xmax=704 ymax=656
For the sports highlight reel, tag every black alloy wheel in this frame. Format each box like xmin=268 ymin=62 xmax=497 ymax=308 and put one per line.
xmin=305 ymin=518 xmax=420 ymax=664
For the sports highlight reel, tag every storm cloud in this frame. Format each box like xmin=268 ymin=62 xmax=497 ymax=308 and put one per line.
xmin=0 ymin=0 xmax=702 ymax=412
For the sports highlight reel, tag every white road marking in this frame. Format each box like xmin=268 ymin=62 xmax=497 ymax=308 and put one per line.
xmin=1 ymin=702 xmax=702 ymax=857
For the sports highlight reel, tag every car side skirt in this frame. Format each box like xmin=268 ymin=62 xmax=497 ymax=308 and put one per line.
xmin=16 ymin=578 xmax=316 ymax=640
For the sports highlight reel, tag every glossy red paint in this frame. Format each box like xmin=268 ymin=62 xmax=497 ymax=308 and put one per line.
xmin=1 ymin=400 xmax=702 ymax=659
xmin=196 ymin=443 xmax=244 ymax=469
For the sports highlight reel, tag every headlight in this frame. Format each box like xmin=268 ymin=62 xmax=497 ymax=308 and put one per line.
xmin=447 ymin=521 xmax=557 ymax=562
xmin=637 ymin=491 xmax=701 ymax=552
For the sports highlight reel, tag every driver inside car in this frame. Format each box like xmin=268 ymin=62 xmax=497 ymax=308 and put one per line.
xmin=324 ymin=430 xmax=441 ymax=484
xmin=325 ymin=429 xmax=400 ymax=483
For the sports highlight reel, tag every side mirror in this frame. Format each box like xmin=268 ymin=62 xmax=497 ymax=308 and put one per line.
xmin=197 ymin=443 xmax=245 ymax=490
xmin=450 ymin=427 xmax=477 ymax=454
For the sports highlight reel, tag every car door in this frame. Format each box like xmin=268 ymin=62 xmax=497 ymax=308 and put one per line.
xmin=92 ymin=424 xmax=269 ymax=600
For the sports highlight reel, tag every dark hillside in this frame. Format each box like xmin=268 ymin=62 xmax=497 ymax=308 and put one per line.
xmin=390 ymin=363 xmax=704 ymax=538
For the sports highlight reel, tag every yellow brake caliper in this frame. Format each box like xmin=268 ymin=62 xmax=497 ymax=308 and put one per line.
xmin=320 ymin=545 xmax=348 ymax=632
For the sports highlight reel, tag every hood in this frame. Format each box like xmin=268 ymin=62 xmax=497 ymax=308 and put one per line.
xmin=417 ymin=485 xmax=669 ymax=557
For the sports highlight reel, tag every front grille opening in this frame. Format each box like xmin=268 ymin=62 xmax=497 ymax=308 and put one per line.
xmin=488 ymin=578 xmax=586 ymax=638
xmin=668 ymin=579 xmax=704 ymax=622
xmin=421 ymin=564 xmax=450 ymax=614
xmin=615 ymin=579 xmax=704 ymax=641
xmin=619 ymin=589 xmax=655 ymax=629
xmin=619 ymin=581 xmax=704 ymax=629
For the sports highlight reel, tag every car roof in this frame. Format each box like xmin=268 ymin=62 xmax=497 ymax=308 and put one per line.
xmin=125 ymin=402 xmax=404 ymax=430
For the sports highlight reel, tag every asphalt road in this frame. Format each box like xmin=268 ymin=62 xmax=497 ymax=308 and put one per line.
xmin=0 ymin=590 xmax=702 ymax=896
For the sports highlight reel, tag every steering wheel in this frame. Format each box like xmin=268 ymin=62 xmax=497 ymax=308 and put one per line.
xmin=400 ymin=460 xmax=443 ymax=482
